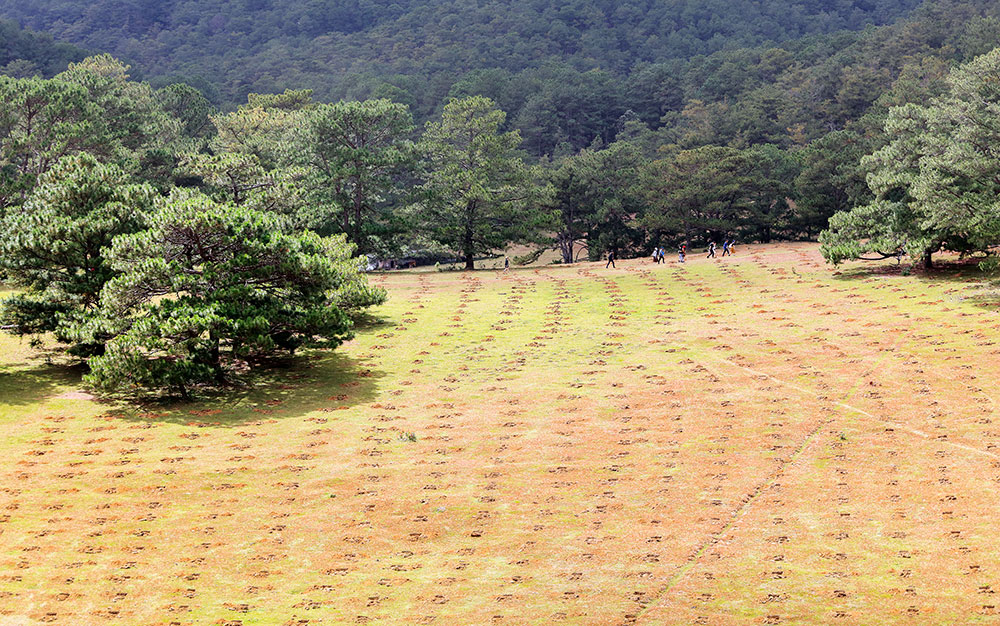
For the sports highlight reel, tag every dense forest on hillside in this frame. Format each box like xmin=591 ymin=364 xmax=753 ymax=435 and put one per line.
xmin=0 ymin=19 xmax=85 ymax=77
xmin=3 ymin=0 xmax=1000 ymax=156
xmin=0 ymin=0 xmax=922 ymax=88
xmin=0 ymin=1 xmax=922 ymax=134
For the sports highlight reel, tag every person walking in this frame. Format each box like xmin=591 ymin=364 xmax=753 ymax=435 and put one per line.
xmin=678 ymin=244 xmax=686 ymax=263
xmin=722 ymin=240 xmax=731 ymax=257
xmin=606 ymin=250 xmax=616 ymax=269
xmin=504 ymin=255 xmax=510 ymax=272
xmin=659 ymin=247 xmax=666 ymax=264
xmin=707 ymin=241 xmax=716 ymax=258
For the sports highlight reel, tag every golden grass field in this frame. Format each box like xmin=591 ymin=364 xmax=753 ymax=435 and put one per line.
xmin=2 ymin=242 xmax=1000 ymax=625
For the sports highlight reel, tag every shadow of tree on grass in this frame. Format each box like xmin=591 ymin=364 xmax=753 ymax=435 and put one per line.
xmin=831 ymin=257 xmax=986 ymax=282
xmin=110 ymin=351 xmax=386 ymax=428
xmin=0 ymin=363 xmax=82 ymax=408
xmin=830 ymin=257 xmax=1000 ymax=313
xmin=351 ymin=313 xmax=396 ymax=332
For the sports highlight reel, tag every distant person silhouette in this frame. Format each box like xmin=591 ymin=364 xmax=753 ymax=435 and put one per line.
xmin=606 ymin=251 xmax=616 ymax=268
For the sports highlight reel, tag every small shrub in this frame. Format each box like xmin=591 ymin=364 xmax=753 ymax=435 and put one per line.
xmin=980 ymin=256 xmax=1000 ymax=278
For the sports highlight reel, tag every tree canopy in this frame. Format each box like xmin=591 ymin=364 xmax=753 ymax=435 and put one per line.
xmin=414 ymin=96 xmax=552 ymax=269
xmin=86 ymin=190 xmax=382 ymax=397
xmin=821 ymin=48 xmax=1000 ymax=267
xmin=297 ymin=98 xmax=416 ymax=255
xmin=0 ymin=153 xmax=156 ymax=355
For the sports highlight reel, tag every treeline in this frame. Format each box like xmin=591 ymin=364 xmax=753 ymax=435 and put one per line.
xmin=0 ymin=53 xmax=858 ymax=270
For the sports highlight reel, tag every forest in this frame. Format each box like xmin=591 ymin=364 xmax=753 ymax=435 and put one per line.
xmin=7 ymin=0 xmax=1000 ymax=151
xmin=0 ymin=0 xmax=923 ymax=108
xmin=3 ymin=0 xmax=1000 ymax=392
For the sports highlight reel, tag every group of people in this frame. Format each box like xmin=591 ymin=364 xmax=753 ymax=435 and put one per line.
xmin=600 ymin=239 xmax=738 ymax=269
xmin=705 ymin=239 xmax=735 ymax=258
xmin=642 ymin=239 xmax=734 ymax=266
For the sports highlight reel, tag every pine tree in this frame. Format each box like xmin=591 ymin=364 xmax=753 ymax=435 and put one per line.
xmin=0 ymin=153 xmax=156 ymax=355
xmin=85 ymin=189 xmax=386 ymax=397
xmin=415 ymin=96 xmax=552 ymax=270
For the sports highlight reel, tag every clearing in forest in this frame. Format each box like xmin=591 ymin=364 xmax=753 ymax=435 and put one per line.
xmin=2 ymin=242 xmax=1000 ymax=625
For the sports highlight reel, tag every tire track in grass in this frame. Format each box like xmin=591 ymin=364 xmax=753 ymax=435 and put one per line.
xmin=631 ymin=258 xmax=1000 ymax=624
xmin=624 ymin=263 xmax=828 ymax=626
xmin=633 ymin=343 xmax=995 ymax=625
xmin=719 ymin=258 xmax=1000 ymax=460
xmin=631 ymin=356 xmax=828 ymax=625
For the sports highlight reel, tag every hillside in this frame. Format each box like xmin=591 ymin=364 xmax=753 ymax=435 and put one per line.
xmin=7 ymin=0 xmax=1000 ymax=156
xmin=4 ymin=3 xmax=1000 ymax=617
xmin=0 ymin=2 xmax=921 ymax=130
xmin=0 ymin=19 xmax=86 ymax=77
xmin=0 ymin=1 xmax=921 ymax=90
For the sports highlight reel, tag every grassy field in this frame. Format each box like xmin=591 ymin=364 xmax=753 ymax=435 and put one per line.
xmin=2 ymin=242 xmax=1000 ymax=625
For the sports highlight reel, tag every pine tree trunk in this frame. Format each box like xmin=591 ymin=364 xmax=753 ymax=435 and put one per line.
xmin=922 ymin=249 xmax=933 ymax=270
xmin=557 ymin=232 xmax=573 ymax=264
xmin=464 ymin=199 xmax=476 ymax=270
xmin=354 ymin=182 xmax=365 ymax=253
xmin=209 ymin=331 xmax=225 ymax=383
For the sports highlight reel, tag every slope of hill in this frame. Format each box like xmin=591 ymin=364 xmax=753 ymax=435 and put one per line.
xmin=4 ymin=0 xmax=1000 ymax=159
xmin=0 ymin=0 xmax=921 ymax=102
xmin=3 ymin=245 xmax=1000 ymax=623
